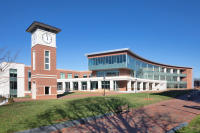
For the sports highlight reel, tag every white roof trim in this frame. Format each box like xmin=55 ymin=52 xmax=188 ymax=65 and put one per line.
xmin=85 ymin=48 xmax=130 ymax=56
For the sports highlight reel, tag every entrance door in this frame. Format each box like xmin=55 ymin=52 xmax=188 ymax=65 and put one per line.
xmin=32 ymin=82 xmax=36 ymax=99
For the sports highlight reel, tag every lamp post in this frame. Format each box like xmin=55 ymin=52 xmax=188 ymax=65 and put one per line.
xmin=103 ymin=75 xmax=106 ymax=96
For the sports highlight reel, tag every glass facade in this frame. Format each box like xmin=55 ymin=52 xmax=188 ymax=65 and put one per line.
xmin=88 ymin=54 xmax=126 ymax=70
xmin=88 ymin=53 xmax=187 ymax=88
xmin=96 ymin=70 xmax=119 ymax=77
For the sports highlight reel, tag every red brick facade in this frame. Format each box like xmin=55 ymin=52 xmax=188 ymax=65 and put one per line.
xmin=31 ymin=44 xmax=57 ymax=99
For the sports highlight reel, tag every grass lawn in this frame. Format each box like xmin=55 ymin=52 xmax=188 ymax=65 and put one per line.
xmin=177 ymin=115 xmax=200 ymax=133
xmin=0 ymin=90 xmax=191 ymax=133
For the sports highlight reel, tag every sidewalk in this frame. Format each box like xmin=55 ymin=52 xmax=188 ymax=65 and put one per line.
xmin=52 ymin=96 xmax=200 ymax=133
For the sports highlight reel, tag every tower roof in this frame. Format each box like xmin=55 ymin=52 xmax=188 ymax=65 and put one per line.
xmin=26 ymin=21 xmax=61 ymax=33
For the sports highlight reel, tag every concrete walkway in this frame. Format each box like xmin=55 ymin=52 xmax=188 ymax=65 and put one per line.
xmin=52 ymin=96 xmax=200 ymax=133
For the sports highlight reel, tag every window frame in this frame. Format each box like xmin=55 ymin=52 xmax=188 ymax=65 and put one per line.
xmin=44 ymin=50 xmax=50 ymax=70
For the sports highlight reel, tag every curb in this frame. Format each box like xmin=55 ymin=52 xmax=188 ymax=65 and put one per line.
xmin=16 ymin=112 xmax=115 ymax=133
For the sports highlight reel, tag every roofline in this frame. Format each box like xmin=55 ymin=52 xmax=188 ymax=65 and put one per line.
xmin=85 ymin=48 xmax=192 ymax=69
xmin=85 ymin=48 xmax=130 ymax=56
xmin=26 ymin=21 xmax=61 ymax=33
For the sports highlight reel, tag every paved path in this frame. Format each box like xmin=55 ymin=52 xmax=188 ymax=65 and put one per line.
xmin=52 ymin=96 xmax=200 ymax=133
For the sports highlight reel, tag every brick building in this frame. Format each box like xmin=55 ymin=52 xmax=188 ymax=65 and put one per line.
xmin=0 ymin=21 xmax=193 ymax=99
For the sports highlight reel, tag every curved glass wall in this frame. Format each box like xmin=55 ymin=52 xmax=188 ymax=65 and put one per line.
xmin=88 ymin=54 xmax=126 ymax=70
xmin=88 ymin=54 xmax=187 ymax=88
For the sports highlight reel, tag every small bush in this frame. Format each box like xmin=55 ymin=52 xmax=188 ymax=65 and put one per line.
xmin=8 ymin=97 xmax=14 ymax=103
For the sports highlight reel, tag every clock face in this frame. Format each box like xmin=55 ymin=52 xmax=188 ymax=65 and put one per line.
xmin=42 ymin=33 xmax=52 ymax=44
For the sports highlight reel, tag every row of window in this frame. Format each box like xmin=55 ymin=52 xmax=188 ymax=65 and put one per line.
xmin=60 ymin=72 xmax=88 ymax=79
xmin=96 ymin=70 xmax=119 ymax=77
xmin=57 ymin=81 xmax=111 ymax=90
xmin=167 ymin=83 xmax=187 ymax=88
xmin=89 ymin=54 xmax=126 ymax=66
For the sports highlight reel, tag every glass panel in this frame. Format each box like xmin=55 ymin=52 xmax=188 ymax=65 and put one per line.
xmin=45 ymin=58 xmax=49 ymax=63
xmin=45 ymin=64 xmax=49 ymax=69
xmin=45 ymin=51 xmax=49 ymax=57
xmin=67 ymin=74 xmax=72 ymax=79
xmin=28 ymin=81 xmax=31 ymax=91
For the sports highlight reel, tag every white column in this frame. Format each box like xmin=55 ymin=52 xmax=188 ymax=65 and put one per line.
xmin=170 ymin=69 xmax=173 ymax=74
xmin=98 ymin=80 xmax=102 ymax=90
xmin=177 ymin=69 xmax=180 ymax=74
xmin=164 ymin=68 xmax=167 ymax=73
xmin=140 ymin=82 xmax=143 ymax=91
xmin=146 ymin=82 xmax=149 ymax=91
xmin=127 ymin=80 xmax=131 ymax=91
xmin=62 ymin=82 xmax=65 ymax=91
xmin=70 ymin=82 xmax=73 ymax=91
xmin=152 ymin=83 xmax=156 ymax=90
xmin=157 ymin=83 xmax=160 ymax=91
xmin=177 ymin=77 xmax=180 ymax=82
xmin=78 ymin=81 xmax=81 ymax=91
xmin=134 ymin=82 xmax=137 ymax=93
xmin=110 ymin=80 xmax=114 ymax=91
xmin=87 ymin=81 xmax=90 ymax=91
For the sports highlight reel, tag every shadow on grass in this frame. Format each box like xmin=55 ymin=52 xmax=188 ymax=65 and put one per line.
xmin=57 ymin=92 xmax=75 ymax=98
xmin=151 ymin=89 xmax=193 ymax=99
xmin=16 ymin=96 xmax=181 ymax=133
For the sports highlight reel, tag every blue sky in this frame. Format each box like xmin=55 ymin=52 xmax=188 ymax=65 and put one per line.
xmin=0 ymin=0 xmax=199 ymax=78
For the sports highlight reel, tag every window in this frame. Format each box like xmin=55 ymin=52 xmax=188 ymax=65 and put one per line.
xmin=166 ymin=76 xmax=172 ymax=81
xmin=88 ymin=54 xmax=126 ymax=66
xmin=154 ymin=75 xmax=159 ymax=80
xmin=45 ymin=86 xmax=50 ymax=95
xmin=161 ymin=67 xmax=165 ymax=72
xmin=44 ymin=51 xmax=50 ymax=70
xmin=65 ymin=82 xmax=70 ymax=91
xmin=166 ymin=68 xmax=171 ymax=73
xmin=57 ymin=82 xmax=62 ymax=90
xmin=173 ymin=69 xmax=177 ymax=74
xmin=101 ymin=81 xmax=110 ymax=89
xmin=33 ymin=51 xmax=35 ymax=70
xmin=160 ymin=75 xmax=165 ymax=80
xmin=60 ymin=72 xmax=65 ymax=79
xmin=28 ymin=71 xmax=31 ymax=78
xmin=74 ymin=74 xmax=78 ymax=78
xmin=10 ymin=69 xmax=17 ymax=97
xmin=67 ymin=73 xmax=72 ymax=79
xmin=83 ymin=74 xmax=87 ymax=78
xmin=73 ymin=82 xmax=78 ymax=90
xmin=173 ymin=76 xmax=177 ymax=81
xmin=28 ymin=81 xmax=31 ymax=91
xmin=81 ymin=82 xmax=87 ymax=90
xmin=154 ymin=66 xmax=159 ymax=72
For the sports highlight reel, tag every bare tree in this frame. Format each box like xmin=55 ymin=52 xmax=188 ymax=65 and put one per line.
xmin=0 ymin=47 xmax=19 ymax=98
xmin=0 ymin=47 xmax=18 ymax=72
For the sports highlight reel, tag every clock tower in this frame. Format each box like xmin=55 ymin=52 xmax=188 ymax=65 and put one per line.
xmin=26 ymin=21 xmax=61 ymax=99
